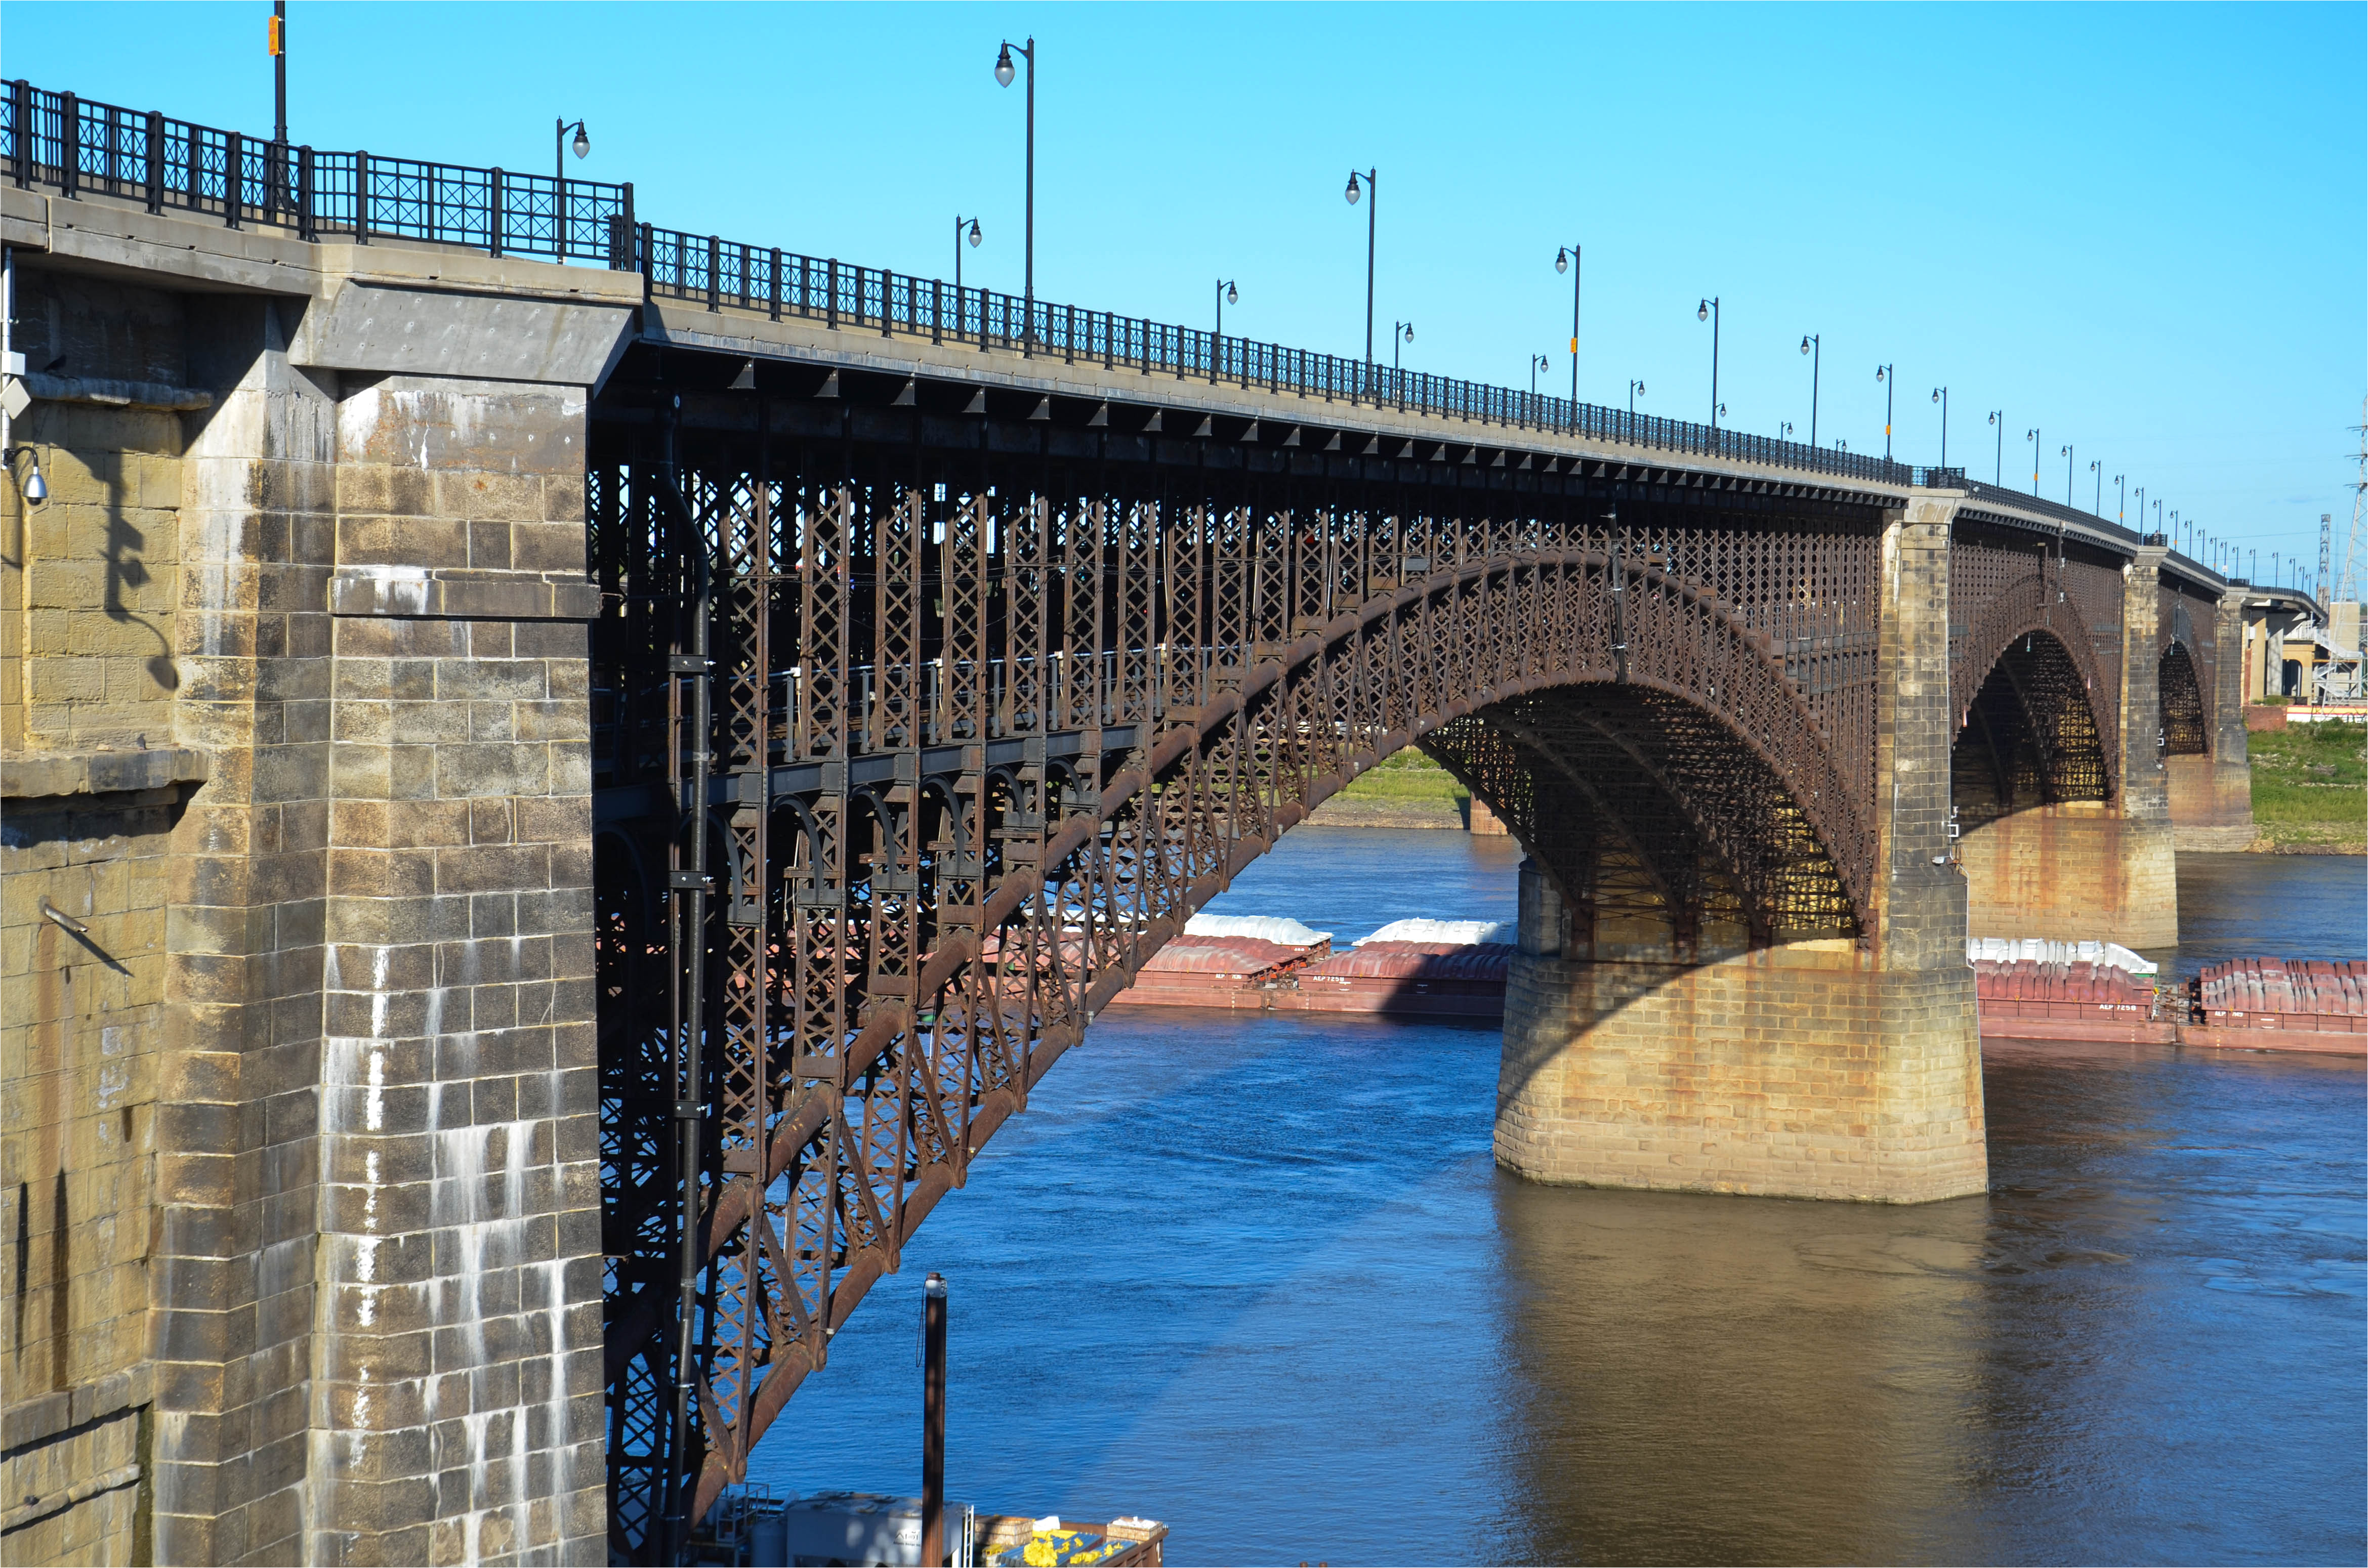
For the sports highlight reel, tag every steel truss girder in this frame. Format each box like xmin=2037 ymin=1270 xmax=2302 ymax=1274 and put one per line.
xmin=590 ymin=433 xmax=1917 ymax=1556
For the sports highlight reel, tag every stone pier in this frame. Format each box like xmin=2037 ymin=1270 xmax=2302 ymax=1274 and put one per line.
xmin=1494 ymin=499 xmax=1986 ymax=1204
xmin=1959 ymin=543 xmax=2178 ymax=949
xmin=1 ymin=187 xmax=628 ymax=1565
xmin=2166 ymin=589 xmax=2255 ymax=852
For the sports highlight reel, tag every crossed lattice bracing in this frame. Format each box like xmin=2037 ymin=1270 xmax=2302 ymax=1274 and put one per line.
xmin=583 ymin=401 xmax=2239 ymax=1556
xmin=583 ymin=415 xmax=1902 ymax=1554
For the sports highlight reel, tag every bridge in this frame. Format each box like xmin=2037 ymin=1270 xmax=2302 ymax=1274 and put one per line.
xmin=0 ymin=84 xmax=2250 ymax=1565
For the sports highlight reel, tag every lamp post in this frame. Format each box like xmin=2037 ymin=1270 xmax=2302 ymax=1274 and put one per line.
xmin=2249 ymin=547 xmax=2256 ymax=583
xmin=1215 ymin=276 xmax=1237 ymax=340
xmin=1799 ymin=333 xmax=1820 ymax=448
xmin=2025 ymin=427 xmax=2041 ymax=495
xmin=992 ymin=36 xmax=1036 ymax=342
xmin=1346 ymin=168 xmax=1378 ymax=390
xmin=1698 ymin=298 xmax=1721 ymax=429
xmin=2135 ymin=486 xmax=2146 ymax=537
xmin=556 ymin=117 xmax=589 ymax=186
xmin=1392 ymin=320 xmax=1414 ymax=378
xmin=2089 ymin=460 xmax=2101 ymax=515
xmin=1628 ymin=378 xmax=1645 ymax=415
xmin=1529 ymin=353 xmax=1551 ymax=397
xmin=2153 ymin=498 xmax=2163 ymax=538
xmin=1931 ymin=386 xmax=1949 ymax=470
xmin=1874 ymin=364 xmax=1896 ymax=459
xmin=1555 ymin=243 xmax=1582 ymax=411
xmin=954 ymin=215 xmax=982 ymax=294
xmin=270 ymin=1 xmax=287 ymax=146
xmin=1780 ymin=421 xmax=1795 ymax=440
xmin=2114 ymin=473 xmax=2126 ymax=525
xmin=2061 ymin=444 xmax=2074 ymax=506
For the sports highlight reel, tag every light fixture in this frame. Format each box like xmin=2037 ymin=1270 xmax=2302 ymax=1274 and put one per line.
xmin=1697 ymin=299 xmax=1709 ymax=322
xmin=1401 ymin=322 xmax=1414 ymax=343
xmin=572 ymin=124 xmax=590 ymax=160
xmin=1799 ymin=335 xmax=1811 ymax=355
xmin=1227 ymin=281 xmax=1238 ymax=305
xmin=1345 ymin=172 xmax=1362 ymax=205
xmin=994 ymin=44 xmax=1016 ymax=87
xmin=7 ymin=445 xmax=46 ymax=504
xmin=1875 ymin=365 xmax=1887 ymax=383
xmin=1556 ymin=246 xmax=1570 ymax=275
xmin=967 ymin=218 xmax=982 ymax=247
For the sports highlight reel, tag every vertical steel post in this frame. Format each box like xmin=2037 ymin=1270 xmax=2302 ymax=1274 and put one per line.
xmin=920 ymin=1273 xmax=948 ymax=1566
xmin=272 ymin=2 xmax=287 ymax=146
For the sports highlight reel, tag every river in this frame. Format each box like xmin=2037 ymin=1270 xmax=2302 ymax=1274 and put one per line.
xmin=751 ymin=835 xmax=2366 ymax=1565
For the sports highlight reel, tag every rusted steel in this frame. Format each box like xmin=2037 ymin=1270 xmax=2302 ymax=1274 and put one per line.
xmin=586 ymin=383 xmax=2163 ymax=1559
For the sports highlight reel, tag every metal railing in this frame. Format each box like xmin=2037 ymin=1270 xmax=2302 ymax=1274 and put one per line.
xmin=2 ymin=79 xmax=633 ymax=262
xmin=4 ymin=76 xmax=2008 ymax=496
xmin=634 ymin=220 xmax=1923 ymax=486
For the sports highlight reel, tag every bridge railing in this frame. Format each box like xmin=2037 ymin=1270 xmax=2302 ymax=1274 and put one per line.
xmin=2 ymin=80 xmax=634 ymax=263
xmin=636 ymin=221 xmax=1924 ymax=487
xmin=5 ymin=76 xmax=1990 ymax=496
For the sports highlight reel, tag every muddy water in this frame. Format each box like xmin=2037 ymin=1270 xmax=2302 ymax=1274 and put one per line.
xmin=751 ymin=837 xmax=2365 ymax=1565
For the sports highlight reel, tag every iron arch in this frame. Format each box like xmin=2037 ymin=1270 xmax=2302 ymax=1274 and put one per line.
xmin=2159 ymin=641 xmax=2208 ymax=755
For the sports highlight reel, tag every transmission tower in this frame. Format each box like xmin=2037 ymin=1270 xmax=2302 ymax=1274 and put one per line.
xmin=2342 ymin=395 xmax=2366 ymax=603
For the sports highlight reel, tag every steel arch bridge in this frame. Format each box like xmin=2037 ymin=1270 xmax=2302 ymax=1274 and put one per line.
xmin=580 ymin=349 xmax=2233 ymax=1556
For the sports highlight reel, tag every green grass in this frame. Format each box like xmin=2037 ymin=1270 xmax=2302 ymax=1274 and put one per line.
xmin=2249 ymin=721 xmax=2366 ymax=851
xmin=1337 ymin=747 xmax=1469 ymax=805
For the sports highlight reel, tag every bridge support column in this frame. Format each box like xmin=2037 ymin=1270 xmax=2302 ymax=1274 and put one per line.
xmin=1959 ymin=544 xmax=2178 ymax=948
xmin=1494 ymin=499 xmax=1985 ymax=1203
xmin=2168 ymin=589 xmax=2255 ymax=851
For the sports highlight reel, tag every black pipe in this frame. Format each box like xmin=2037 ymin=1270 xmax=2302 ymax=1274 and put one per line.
xmin=921 ymin=1272 xmax=949 ymax=1565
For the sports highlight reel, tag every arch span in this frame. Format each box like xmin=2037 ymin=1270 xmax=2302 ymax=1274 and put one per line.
xmin=600 ymin=531 xmax=1880 ymax=1533
xmin=2159 ymin=641 xmax=2208 ymax=755
xmin=1949 ymin=627 xmax=2114 ymax=831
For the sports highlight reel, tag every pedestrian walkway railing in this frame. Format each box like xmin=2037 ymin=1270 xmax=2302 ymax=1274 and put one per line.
xmin=6 ymin=75 xmax=2183 ymax=516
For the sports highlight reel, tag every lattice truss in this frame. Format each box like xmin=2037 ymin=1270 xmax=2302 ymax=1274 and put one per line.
xmin=584 ymin=436 xmax=1891 ymax=1555
xmin=1947 ymin=535 xmax=2122 ymax=826
xmin=2156 ymin=583 xmax=2214 ymax=755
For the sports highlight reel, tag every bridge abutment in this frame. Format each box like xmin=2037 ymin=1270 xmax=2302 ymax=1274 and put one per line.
xmin=1493 ymin=500 xmax=1986 ymax=1204
xmin=1960 ymin=543 xmax=2178 ymax=948
xmin=0 ymin=226 xmax=624 ymax=1565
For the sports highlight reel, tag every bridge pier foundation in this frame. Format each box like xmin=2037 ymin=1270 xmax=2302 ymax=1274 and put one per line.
xmin=2168 ymin=590 xmax=2255 ymax=852
xmin=1960 ymin=540 xmax=2180 ymax=949
xmin=1493 ymin=499 xmax=1986 ymax=1204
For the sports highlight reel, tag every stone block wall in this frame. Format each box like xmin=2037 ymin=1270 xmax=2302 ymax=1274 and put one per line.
xmin=3 ymin=243 xmax=609 ymax=1565
xmin=1498 ymin=930 xmax=1985 ymax=1203
xmin=2 ymin=274 xmax=201 ymax=1567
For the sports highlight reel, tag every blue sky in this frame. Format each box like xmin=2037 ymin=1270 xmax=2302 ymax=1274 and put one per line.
xmin=7 ymin=2 xmax=2360 ymax=588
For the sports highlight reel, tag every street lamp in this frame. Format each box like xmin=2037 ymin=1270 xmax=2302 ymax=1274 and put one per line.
xmin=1392 ymin=319 xmax=1414 ymax=376
xmin=1931 ymin=386 xmax=1949 ymax=470
xmin=2061 ymin=444 xmax=2074 ymax=506
xmin=1800 ymin=333 xmax=1820 ymax=448
xmin=1215 ymin=277 xmax=1237 ymax=340
xmin=1874 ymin=364 xmax=1896 ymax=459
xmin=1698 ymin=298 xmax=1721 ymax=429
xmin=2025 ymin=427 xmax=2041 ymax=496
xmin=1555 ymin=244 xmax=1583 ymax=412
xmin=1529 ymin=353 xmax=1551 ymax=397
xmin=954 ymin=215 xmax=983 ymax=294
xmin=992 ymin=36 xmax=1036 ymax=342
xmin=5 ymin=445 xmax=47 ymax=504
xmin=1346 ymin=168 xmax=1378 ymax=388
xmin=1987 ymin=410 xmax=2005 ymax=485
xmin=556 ymin=117 xmax=589 ymax=186
xmin=2114 ymin=473 xmax=2126 ymax=524
xmin=1780 ymin=421 xmax=1795 ymax=440
xmin=1628 ymin=378 xmax=1645 ymax=415
xmin=2089 ymin=459 xmax=2101 ymax=516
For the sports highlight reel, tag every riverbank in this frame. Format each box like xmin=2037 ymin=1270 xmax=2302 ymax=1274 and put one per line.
xmin=2245 ymin=720 xmax=2366 ymax=854
xmin=1313 ymin=729 xmax=2367 ymax=850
